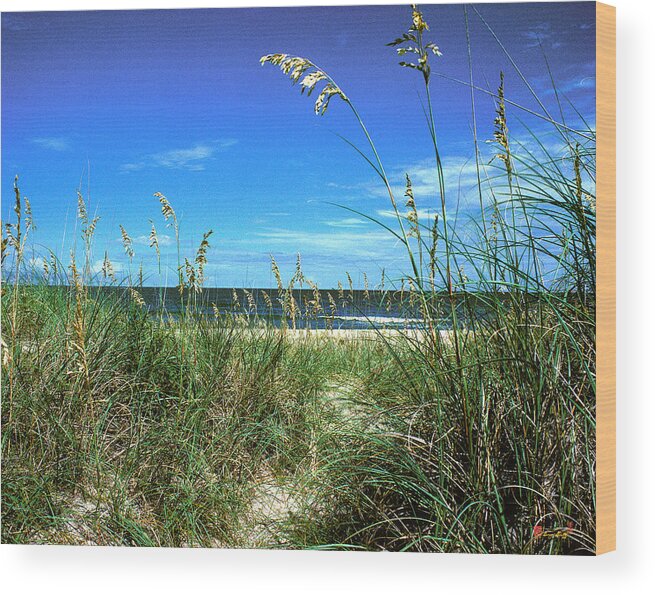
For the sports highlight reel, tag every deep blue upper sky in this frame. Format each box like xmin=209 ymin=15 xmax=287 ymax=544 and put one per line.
xmin=2 ymin=2 xmax=596 ymax=288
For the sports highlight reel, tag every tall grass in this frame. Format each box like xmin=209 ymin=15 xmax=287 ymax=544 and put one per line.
xmin=261 ymin=4 xmax=596 ymax=554
xmin=1 ymin=186 xmax=380 ymax=545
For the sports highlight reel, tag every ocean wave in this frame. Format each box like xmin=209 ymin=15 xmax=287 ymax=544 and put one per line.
xmin=329 ymin=314 xmax=422 ymax=325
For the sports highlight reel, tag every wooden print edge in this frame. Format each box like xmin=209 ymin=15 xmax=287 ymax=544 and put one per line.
xmin=595 ymin=1 xmax=616 ymax=555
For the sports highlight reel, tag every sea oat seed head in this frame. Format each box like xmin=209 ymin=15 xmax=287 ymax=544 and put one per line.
xmin=261 ymin=53 xmax=347 ymax=116
xmin=119 ymin=225 xmax=134 ymax=259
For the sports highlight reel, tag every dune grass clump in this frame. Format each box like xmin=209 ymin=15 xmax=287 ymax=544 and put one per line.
xmin=262 ymin=3 xmax=596 ymax=554
xmin=0 ymin=186 xmax=375 ymax=546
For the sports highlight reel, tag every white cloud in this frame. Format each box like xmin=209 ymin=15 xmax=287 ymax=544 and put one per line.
xmin=120 ymin=162 xmax=146 ymax=172
xmin=325 ymin=217 xmax=368 ymax=228
xmin=32 ymin=136 xmax=69 ymax=151
xmin=359 ymin=156 xmax=482 ymax=207
xmin=121 ymin=139 xmax=237 ymax=173
xmin=151 ymin=144 xmax=215 ymax=170
xmin=133 ymin=234 xmax=174 ymax=247
xmin=522 ymin=23 xmax=554 ymax=48
xmin=255 ymin=228 xmax=394 ymax=258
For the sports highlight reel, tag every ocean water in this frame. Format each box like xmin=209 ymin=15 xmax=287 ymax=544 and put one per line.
xmin=148 ymin=287 xmax=426 ymax=330
xmin=92 ymin=286 xmax=446 ymax=330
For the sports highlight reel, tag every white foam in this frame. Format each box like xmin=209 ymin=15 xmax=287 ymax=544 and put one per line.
xmin=329 ymin=315 xmax=422 ymax=325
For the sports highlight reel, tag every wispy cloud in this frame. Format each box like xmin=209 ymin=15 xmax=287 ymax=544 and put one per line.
xmin=355 ymin=157 xmax=481 ymax=208
xmin=323 ymin=156 xmax=481 ymax=209
xmin=133 ymin=234 xmax=174 ymax=247
xmin=531 ymin=59 xmax=596 ymax=99
xmin=151 ymin=145 xmax=215 ymax=170
xmin=254 ymin=228 xmax=393 ymax=258
xmin=32 ymin=136 xmax=69 ymax=151
xmin=121 ymin=139 xmax=237 ymax=173
xmin=541 ymin=74 xmax=596 ymax=97
xmin=120 ymin=162 xmax=146 ymax=172
xmin=325 ymin=217 xmax=368 ymax=228
xmin=522 ymin=23 xmax=555 ymax=48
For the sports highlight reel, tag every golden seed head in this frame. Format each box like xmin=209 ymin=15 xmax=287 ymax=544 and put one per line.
xmin=102 ymin=251 xmax=116 ymax=281
xmin=261 ymin=53 xmax=347 ymax=116
xmin=149 ymin=221 xmax=160 ymax=257
xmin=411 ymin=4 xmax=429 ymax=32
xmin=77 ymin=191 xmax=88 ymax=224
xmin=261 ymin=290 xmax=273 ymax=310
xmin=119 ymin=225 xmax=134 ymax=259
xmin=270 ymin=255 xmax=284 ymax=292
xmin=128 ymin=287 xmax=146 ymax=308
xmin=154 ymin=192 xmax=177 ymax=225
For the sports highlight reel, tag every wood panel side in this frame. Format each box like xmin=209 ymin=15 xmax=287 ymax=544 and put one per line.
xmin=596 ymin=1 xmax=616 ymax=556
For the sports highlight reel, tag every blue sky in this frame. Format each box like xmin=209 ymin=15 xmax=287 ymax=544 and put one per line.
xmin=2 ymin=2 xmax=596 ymax=288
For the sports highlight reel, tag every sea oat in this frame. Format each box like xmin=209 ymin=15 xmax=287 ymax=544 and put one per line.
xmin=404 ymin=174 xmax=419 ymax=238
xmin=388 ymin=4 xmax=441 ymax=84
xmin=184 ymin=258 xmax=197 ymax=292
xmin=306 ymin=279 xmax=322 ymax=317
xmin=87 ymin=216 xmax=100 ymax=241
xmin=119 ymin=225 xmax=134 ymax=259
xmin=346 ymin=271 xmax=354 ymax=299
xmin=77 ymin=191 xmax=88 ymax=226
xmin=294 ymin=253 xmax=304 ymax=285
xmin=153 ymin=192 xmax=177 ymax=224
xmin=490 ymin=72 xmax=512 ymax=176
xmin=77 ymin=191 xmax=99 ymax=242
xmin=24 ymin=197 xmax=34 ymax=232
xmin=287 ymin=291 xmax=298 ymax=329
xmin=194 ymin=230 xmax=213 ymax=288
xmin=4 ymin=224 xmax=18 ymax=252
xmin=363 ymin=272 xmax=370 ymax=303
xmin=412 ymin=4 xmax=429 ymax=32
xmin=261 ymin=290 xmax=273 ymax=313
xmin=244 ymin=289 xmax=257 ymax=315
xmin=260 ymin=53 xmax=348 ymax=116
xmin=13 ymin=176 xmax=21 ymax=225
xmin=101 ymin=251 xmax=116 ymax=281
xmin=128 ymin=287 xmax=146 ymax=308
xmin=49 ymin=250 xmax=59 ymax=278
xmin=327 ymin=292 xmax=337 ymax=317
xmin=149 ymin=221 xmax=160 ymax=258
xmin=270 ymin=255 xmax=283 ymax=289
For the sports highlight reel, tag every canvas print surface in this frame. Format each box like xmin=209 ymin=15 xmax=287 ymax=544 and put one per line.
xmin=1 ymin=2 xmax=600 ymax=554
